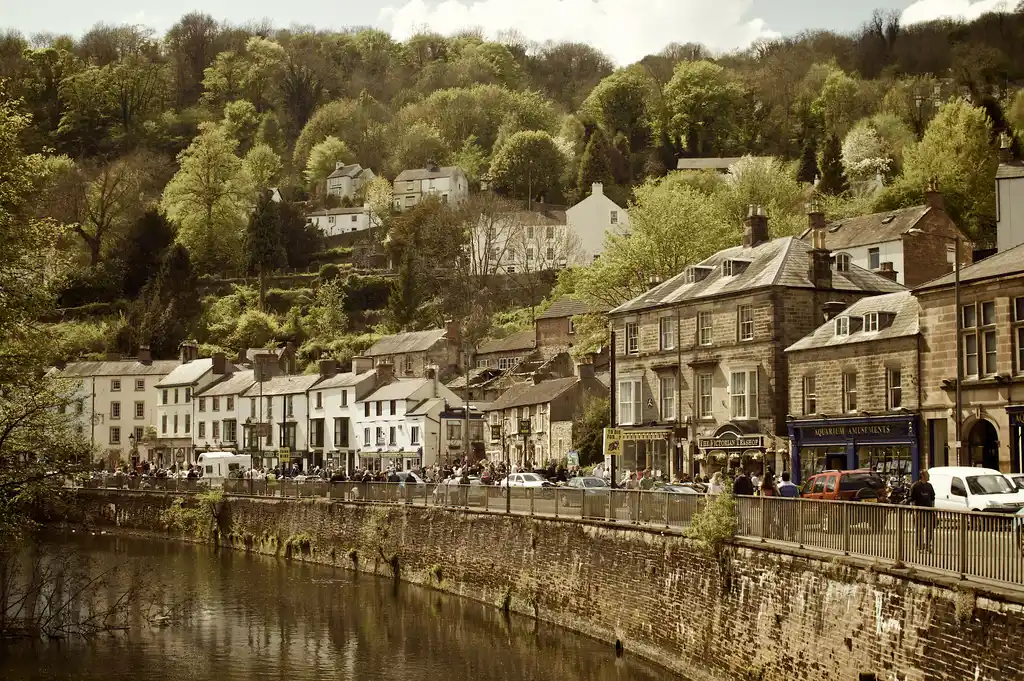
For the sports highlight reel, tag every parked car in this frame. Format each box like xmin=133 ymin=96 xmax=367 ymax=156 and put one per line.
xmin=801 ymin=469 xmax=887 ymax=531
xmin=559 ymin=476 xmax=608 ymax=506
xmin=929 ymin=467 xmax=1024 ymax=514
xmin=499 ymin=473 xmax=555 ymax=488
xmin=1006 ymin=474 xmax=1024 ymax=492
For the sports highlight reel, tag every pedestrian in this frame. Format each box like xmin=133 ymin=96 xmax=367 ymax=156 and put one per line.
xmin=733 ymin=469 xmax=754 ymax=496
xmin=708 ymin=472 xmax=724 ymax=495
xmin=777 ymin=471 xmax=800 ymax=540
xmin=777 ymin=471 xmax=799 ymax=498
xmin=910 ymin=470 xmax=936 ymax=551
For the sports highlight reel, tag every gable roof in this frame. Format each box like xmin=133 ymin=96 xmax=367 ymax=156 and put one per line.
xmin=487 ymin=377 xmax=580 ymax=411
xmin=477 ymin=330 xmax=536 ymax=355
xmin=786 ymin=291 xmax=920 ymax=352
xmin=361 ymin=378 xmax=431 ymax=402
xmin=799 ymin=205 xmax=936 ymax=251
xmin=195 ymin=370 xmax=256 ymax=397
xmin=327 ymin=163 xmax=364 ymax=180
xmin=306 ymin=207 xmax=366 ymax=217
xmin=366 ymin=329 xmax=447 ymax=357
xmin=315 ymin=370 xmax=375 ymax=391
xmin=395 ymin=166 xmax=462 ymax=182
xmin=997 ymin=162 xmax=1024 ymax=180
xmin=612 ymin=237 xmax=905 ymax=315
xmin=536 ymin=296 xmax=605 ymax=320
xmin=675 ymin=157 xmax=766 ymax=171
xmin=60 ymin=359 xmax=179 ymax=378
xmin=241 ymin=374 xmax=321 ymax=397
xmin=407 ymin=397 xmax=445 ymax=416
xmin=156 ymin=358 xmax=231 ymax=387
xmin=914 ymin=242 xmax=1024 ymax=291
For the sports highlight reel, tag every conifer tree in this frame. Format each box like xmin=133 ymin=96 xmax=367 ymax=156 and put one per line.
xmin=817 ymin=134 xmax=849 ymax=195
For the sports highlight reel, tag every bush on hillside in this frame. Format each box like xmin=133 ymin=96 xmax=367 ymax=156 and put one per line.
xmin=229 ymin=309 xmax=280 ymax=350
xmin=343 ymin=275 xmax=390 ymax=313
xmin=264 ymin=288 xmax=313 ymax=314
xmin=318 ymin=264 xmax=341 ymax=281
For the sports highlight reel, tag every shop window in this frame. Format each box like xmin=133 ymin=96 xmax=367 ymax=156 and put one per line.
xmin=842 ymin=372 xmax=858 ymax=412
xmin=617 ymin=379 xmax=642 ymax=425
xmin=962 ymin=301 xmax=996 ymax=377
xmin=803 ymin=376 xmax=817 ymax=415
xmin=737 ymin=305 xmax=754 ymax=341
xmin=698 ymin=311 xmax=713 ymax=346
xmin=625 ymin=323 xmax=639 ymax=355
xmin=729 ymin=369 xmax=757 ymax=420
xmin=659 ymin=375 xmax=675 ymax=421
xmin=887 ymin=368 xmax=902 ymax=409
xmin=698 ymin=373 xmax=713 ymax=419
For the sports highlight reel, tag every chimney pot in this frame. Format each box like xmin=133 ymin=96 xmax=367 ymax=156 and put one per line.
xmin=876 ymin=261 xmax=898 ymax=282
xmin=137 ymin=345 xmax=152 ymax=365
xmin=576 ymin=362 xmax=595 ymax=380
xmin=592 ymin=182 xmax=603 ymax=196
xmin=179 ymin=340 xmax=199 ymax=365
xmin=375 ymin=362 xmax=395 ymax=385
xmin=318 ymin=358 xmax=339 ymax=379
xmin=743 ymin=207 xmax=770 ymax=248
xmin=352 ymin=356 xmax=374 ymax=375
xmin=925 ymin=178 xmax=944 ymax=211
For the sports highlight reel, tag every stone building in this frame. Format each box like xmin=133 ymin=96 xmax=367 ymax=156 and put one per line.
xmin=608 ymin=207 xmax=905 ymax=480
xmin=915 ymin=243 xmax=1024 ymax=473
xmin=484 ymin=365 xmax=608 ymax=466
xmin=475 ymin=330 xmax=536 ymax=370
xmin=363 ymin=323 xmax=462 ymax=380
xmin=785 ymin=291 xmax=922 ymax=483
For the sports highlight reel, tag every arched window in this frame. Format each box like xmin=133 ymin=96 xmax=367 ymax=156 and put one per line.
xmin=834 ymin=252 xmax=851 ymax=272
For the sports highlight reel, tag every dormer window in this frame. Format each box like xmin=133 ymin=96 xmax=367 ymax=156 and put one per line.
xmin=685 ymin=266 xmax=713 ymax=284
xmin=834 ymin=253 xmax=851 ymax=272
xmin=835 ymin=316 xmax=850 ymax=337
xmin=722 ymin=260 xmax=735 ymax=276
xmin=865 ymin=312 xmax=880 ymax=332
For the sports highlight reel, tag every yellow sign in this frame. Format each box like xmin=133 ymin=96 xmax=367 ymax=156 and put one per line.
xmin=278 ymin=448 xmax=291 ymax=456
xmin=619 ymin=429 xmax=670 ymax=442
xmin=604 ymin=428 xmax=622 ymax=456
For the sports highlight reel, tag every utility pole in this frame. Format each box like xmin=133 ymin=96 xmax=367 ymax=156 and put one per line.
xmin=463 ymin=341 xmax=471 ymax=466
xmin=609 ymin=329 xmax=617 ymax=489
xmin=954 ymin=234 xmax=963 ymax=466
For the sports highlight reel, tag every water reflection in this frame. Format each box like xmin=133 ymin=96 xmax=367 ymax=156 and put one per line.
xmin=1 ymin=534 xmax=676 ymax=681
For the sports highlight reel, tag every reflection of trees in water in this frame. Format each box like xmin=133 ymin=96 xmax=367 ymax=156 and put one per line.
xmin=9 ymin=535 xmax=672 ymax=681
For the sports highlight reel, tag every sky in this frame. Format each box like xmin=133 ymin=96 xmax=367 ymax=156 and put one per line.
xmin=0 ymin=0 xmax=1016 ymax=65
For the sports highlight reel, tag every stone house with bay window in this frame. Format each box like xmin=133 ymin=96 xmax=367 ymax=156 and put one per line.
xmin=608 ymin=207 xmax=905 ymax=480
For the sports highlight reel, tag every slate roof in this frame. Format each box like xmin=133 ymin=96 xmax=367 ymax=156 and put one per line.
xmin=60 ymin=360 xmax=179 ymax=378
xmin=786 ymin=291 xmax=920 ymax=352
xmin=245 ymin=347 xmax=289 ymax=363
xmin=241 ymin=374 xmax=322 ymax=397
xmin=612 ymin=237 xmax=905 ymax=315
xmin=675 ymin=157 xmax=766 ymax=171
xmin=487 ymin=377 xmax=579 ymax=411
xmin=327 ymin=163 xmax=364 ymax=180
xmin=156 ymin=358 xmax=234 ymax=387
xmin=195 ymin=370 xmax=255 ymax=397
xmin=477 ymin=330 xmax=536 ymax=355
xmin=513 ymin=210 xmax=567 ymax=226
xmin=361 ymin=378 xmax=430 ymax=402
xmin=536 ymin=296 xmax=605 ymax=320
xmin=305 ymin=207 xmax=366 ymax=217
xmin=997 ymin=162 xmax=1024 ymax=180
xmin=407 ymin=397 xmax=444 ymax=416
xmin=798 ymin=205 xmax=937 ymax=251
xmin=914 ymin=242 xmax=1024 ymax=291
xmin=445 ymin=367 xmax=505 ymax=390
xmin=365 ymin=329 xmax=447 ymax=356
xmin=395 ymin=166 xmax=462 ymax=182
xmin=315 ymin=370 xmax=375 ymax=391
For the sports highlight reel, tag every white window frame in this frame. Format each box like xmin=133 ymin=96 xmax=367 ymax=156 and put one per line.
xmin=803 ymin=375 xmax=817 ymax=415
xmin=111 ymin=379 xmax=121 ymax=392
xmin=134 ymin=379 xmax=144 ymax=392
xmin=198 ymin=421 xmax=206 ymax=439
xmin=887 ymin=368 xmax=902 ymax=410
xmin=842 ymin=372 xmax=858 ymax=413
xmin=834 ymin=253 xmax=851 ymax=272
xmin=610 ymin=210 xmax=618 ymax=225
xmin=697 ymin=373 xmax=713 ymax=420
xmin=737 ymin=305 xmax=754 ymax=341
xmin=110 ymin=401 xmax=121 ymax=419
xmin=134 ymin=401 xmax=144 ymax=419
xmin=729 ymin=368 xmax=758 ymax=420
xmin=659 ymin=317 xmax=676 ymax=351
xmin=617 ymin=379 xmax=642 ymax=425
xmin=865 ymin=312 xmax=880 ymax=333
xmin=868 ymin=247 xmax=880 ymax=270
xmin=659 ymin=375 xmax=675 ymax=421
xmin=110 ymin=426 xmax=121 ymax=445
xmin=835 ymin=316 xmax=850 ymax=337
xmin=625 ymin=322 xmax=639 ymax=355
xmin=568 ymin=317 xmax=576 ymax=335
xmin=698 ymin=311 xmax=713 ymax=346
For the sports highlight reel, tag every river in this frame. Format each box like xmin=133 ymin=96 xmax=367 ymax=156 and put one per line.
xmin=1 ymin=534 xmax=677 ymax=681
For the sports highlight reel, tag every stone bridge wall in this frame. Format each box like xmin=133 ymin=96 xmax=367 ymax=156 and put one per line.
xmin=57 ymin=490 xmax=1024 ymax=681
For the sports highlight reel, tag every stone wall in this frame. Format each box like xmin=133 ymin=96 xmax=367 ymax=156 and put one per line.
xmin=61 ymin=490 xmax=1024 ymax=681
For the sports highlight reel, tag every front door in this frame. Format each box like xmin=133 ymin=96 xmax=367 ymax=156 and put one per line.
xmin=968 ymin=420 xmax=1000 ymax=470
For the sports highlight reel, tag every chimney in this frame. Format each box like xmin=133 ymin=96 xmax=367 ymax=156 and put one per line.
xmin=576 ymin=362 xmax=595 ymax=380
xmin=876 ymin=261 xmax=898 ymax=282
xmin=1000 ymin=134 xmax=1012 ymax=163
xmin=821 ymin=301 xmax=848 ymax=322
xmin=425 ymin=366 xmax=438 ymax=397
xmin=179 ymin=340 xmax=199 ymax=365
xmin=925 ymin=177 xmax=944 ymax=211
xmin=445 ymin=320 xmax=461 ymax=347
xmin=105 ymin=351 xmax=121 ymax=362
xmin=336 ymin=161 xmax=344 ymax=170
xmin=807 ymin=206 xmax=827 ymax=233
xmin=592 ymin=182 xmax=604 ymax=196
xmin=807 ymin=212 xmax=833 ymax=290
xmin=352 ymin=356 xmax=374 ymax=374
xmin=375 ymin=361 xmax=395 ymax=385
xmin=742 ymin=205 xmax=769 ymax=248
xmin=318 ymin=358 xmax=339 ymax=378
xmin=253 ymin=352 xmax=279 ymax=383
xmin=137 ymin=345 xmax=152 ymax=365
xmin=211 ymin=352 xmax=228 ymax=375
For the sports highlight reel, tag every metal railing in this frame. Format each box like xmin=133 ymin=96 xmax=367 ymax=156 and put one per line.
xmin=78 ymin=477 xmax=1024 ymax=588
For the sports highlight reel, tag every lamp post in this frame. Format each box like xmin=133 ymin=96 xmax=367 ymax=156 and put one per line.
xmin=128 ymin=433 xmax=137 ymax=469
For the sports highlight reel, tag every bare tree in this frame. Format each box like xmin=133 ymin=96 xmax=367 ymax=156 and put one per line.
xmin=505 ymin=215 xmax=583 ymax=319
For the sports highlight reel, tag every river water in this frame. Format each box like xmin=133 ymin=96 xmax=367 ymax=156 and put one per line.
xmin=1 ymin=534 xmax=676 ymax=681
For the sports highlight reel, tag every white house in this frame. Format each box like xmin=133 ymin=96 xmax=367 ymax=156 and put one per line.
xmin=241 ymin=373 xmax=323 ymax=472
xmin=472 ymin=209 xmax=576 ymax=275
xmin=326 ymin=163 xmax=375 ymax=201
xmin=392 ymin=164 xmax=469 ymax=211
xmin=154 ymin=344 xmax=234 ymax=467
xmin=997 ymin=159 xmax=1024 ymax=252
xmin=193 ymin=370 xmax=255 ymax=453
xmin=309 ymin=357 xmax=379 ymax=473
xmin=565 ymin=183 xmax=629 ymax=264
xmin=58 ymin=349 xmax=178 ymax=467
xmin=306 ymin=207 xmax=372 ymax=237
xmin=354 ymin=374 xmax=461 ymax=471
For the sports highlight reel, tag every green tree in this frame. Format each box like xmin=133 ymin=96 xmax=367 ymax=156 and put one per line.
xmin=244 ymin=143 xmax=282 ymax=191
xmin=304 ymin=135 xmax=352 ymax=188
xmin=117 ymin=209 xmax=174 ymax=299
xmin=160 ymin=123 xmax=254 ymax=273
xmin=279 ymin=200 xmax=323 ymax=269
xmin=131 ymin=243 xmax=201 ymax=359
xmin=720 ymin=156 xmax=808 ymax=237
xmin=386 ymin=122 xmax=449 ymax=177
xmin=488 ymin=130 xmax=565 ymax=200
xmin=796 ymin=135 xmax=819 ymax=184
xmin=307 ymin=278 xmax=349 ymax=339
xmin=817 ymin=134 xmax=850 ymax=196
xmin=581 ymin=67 xmax=656 ymax=155
xmin=663 ymin=60 xmax=743 ymax=156
xmin=448 ymin=135 xmax=489 ymax=186
xmin=221 ymin=99 xmax=260 ymax=151
xmin=245 ymin=190 xmax=286 ymax=310
xmin=572 ymin=395 xmax=610 ymax=466
xmin=577 ymin=127 xmax=614 ymax=194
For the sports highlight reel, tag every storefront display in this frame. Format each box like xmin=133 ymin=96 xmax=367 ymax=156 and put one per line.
xmin=788 ymin=415 xmax=919 ymax=485
xmin=1009 ymin=407 xmax=1024 ymax=474
xmin=696 ymin=432 xmax=767 ymax=477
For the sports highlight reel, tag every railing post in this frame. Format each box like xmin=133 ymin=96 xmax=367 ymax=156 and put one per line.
xmin=633 ymin=490 xmax=640 ymax=525
xmin=797 ymin=499 xmax=804 ymax=547
xmin=959 ymin=513 xmax=969 ymax=579
xmin=664 ymin=492 xmax=670 ymax=529
xmin=484 ymin=485 xmax=490 ymax=512
xmin=529 ymin=487 xmax=535 ymax=516
xmin=842 ymin=503 xmax=851 ymax=555
xmin=760 ymin=497 xmax=767 ymax=542
xmin=896 ymin=507 xmax=905 ymax=565
xmin=554 ymin=487 xmax=559 ymax=518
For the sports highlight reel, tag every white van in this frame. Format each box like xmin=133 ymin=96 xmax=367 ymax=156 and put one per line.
xmin=928 ymin=466 xmax=1024 ymax=513
xmin=196 ymin=452 xmax=251 ymax=483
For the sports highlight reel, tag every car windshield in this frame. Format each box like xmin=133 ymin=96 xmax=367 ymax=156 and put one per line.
xmin=583 ymin=478 xmax=606 ymax=488
xmin=522 ymin=474 xmax=542 ymax=482
xmin=966 ymin=475 xmax=1015 ymax=495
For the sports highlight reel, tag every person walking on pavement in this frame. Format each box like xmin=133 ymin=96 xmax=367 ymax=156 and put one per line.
xmin=777 ymin=472 xmax=800 ymax=540
xmin=910 ymin=470 xmax=936 ymax=551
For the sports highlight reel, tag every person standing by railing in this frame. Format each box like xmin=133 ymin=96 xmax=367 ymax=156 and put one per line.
xmin=910 ymin=470 xmax=936 ymax=552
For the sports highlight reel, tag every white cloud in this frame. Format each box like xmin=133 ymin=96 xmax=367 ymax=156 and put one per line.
xmin=901 ymin=0 xmax=1013 ymax=25
xmin=378 ymin=0 xmax=777 ymax=65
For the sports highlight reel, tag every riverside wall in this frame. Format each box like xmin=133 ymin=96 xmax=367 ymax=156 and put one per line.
xmin=58 ymin=490 xmax=1024 ymax=681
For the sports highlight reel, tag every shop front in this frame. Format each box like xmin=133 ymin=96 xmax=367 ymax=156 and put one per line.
xmin=788 ymin=414 xmax=920 ymax=485
xmin=695 ymin=432 xmax=767 ymax=477
xmin=617 ymin=427 xmax=675 ymax=479
xmin=1009 ymin=407 xmax=1024 ymax=474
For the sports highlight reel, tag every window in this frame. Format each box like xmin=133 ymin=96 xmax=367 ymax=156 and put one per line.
xmin=507 ymin=265 xmax=516 ymax=273
xmin=198 ymin=422 xmax=206 ymax=438
xmin=265 ymin=422 xmax=272 ymax=446
xmin=212 ymin=397 xmax=220 ymax=412
xmin=447 ymin=422 xmax=462 ymax=441
xmin=224 ymin=420 xmax=236 ymax=443
xmin=962 ymin=301 xmax=996 ymax=377
xmin=110 ymin=401 xmax=120 ymax=419
xmin=185 ymin=388 xmax=191 ymax=403
xmin=660 ymin=317 xmax=676 ymax=350
xmin=610 ymin=210 xmax=618 ymax=224
xmin=403 ymin=355 xmax=414 ymax=375
xmin=868 ymin=247 xmax=880 ymax=270
xmin=199 ymin=398 xmax=206 ymax=412
xmin=526 ymin=225 xmax=535 ymax=239
xmin=698 ymin=373 xmax=713 ymax=419
xmin=865 ymin=312 xmax=880 ymax=333
xmin=250 ymin=398 xmax=256 ymax=416
xmin=722 ymin=260 xmax=735 ymax=276
xmin=226 ymin=397 xmax=233 ymax=411
xmin=266 ymin=399 xmax=273 ymax=419
xmin=803 ymin=376 xmax=817 ymax=415
xmin=161 ymin=414 xmax=167 ymax=434
xmin=887 ymin=368 xmax=902 ymax=409
xmin=835 ymin=316 xmax=850 ymax=337
xmin=315 ymin=392 xmax=323 ymax=409
xmin=389 ymin=426 xmax=397 ymax=445
xmin=545 ymin=225 xmax=554 ymax=240
xmin=730 ymin=369 xmax=757 ymax=419
xmin=375 ymin=401 xmax=382 ymax=416
xmin=842 ymin=372 xmax=858 ymax=412
xmin=341 ymin=390 xmax=348 ymax=407
xmin=546 ymin=246 xmax=555 ymax=260
xmin=110 ymin=427 xmax=121 ymax=445
xmin=286 ymin=396 xmax=294 ymax=417
xmin=389 ymin=400 xmax=397 ymax=415
xmin=568 ymin=317 xmax=576 ymax=335
xmin=411 ymin=426 xmax=420 ymax=445
xmin=376 ymin=427 xmax=386 ymax=446
xmin=328 ymin=215 xmax=336 ymax=224
xmin=365 ymin=402 xmax=371 ymax=417
xmin=111 ymin=379 xmax=121 ymax=392
xmin=1016 ymin=298 xmax=1024 ymax=374
xmin=526 ymin=247 xmax=535 ymax=261
xmin=134 ymin=426 xmax=144 ymax=443
xmin=698 ymin=311 xmax=713 ymax=346
xmin=659 ymin=375 xmax=675 ymax=420
xmin=185 ymin=414 xmax=191 ymax=434
xmin=625 ymin=322 xmax=639 ymax=355
xmin=134 ymin=401 xmax=144 ymax=419
xmin=135 ymin=379 xmax=144 ymax=392
xmin=334 ymin=418 xmax=349 ymax=448
xmin=617 ymin=379 xmax=642 ymax=425
xmin=834 ymin=253 xmax=851 ymax=272
xmin=364 ymin=428 xmax=371 ymax=446
xmin=737 ymin=305 xmax=754 ymax=341
xmin=174 ymin=388 xmax=179 ymax=404
xmin=173 ymin=414 xmax=179 ymax=434
xmin=212 ymin=420 xmax=219 ymax=439
xmin=162 ymin=389 xmax=168 ymax=404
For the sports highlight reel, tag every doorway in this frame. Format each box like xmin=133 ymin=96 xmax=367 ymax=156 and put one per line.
xmin=967 ymin=420 xmax=1000 ymax=470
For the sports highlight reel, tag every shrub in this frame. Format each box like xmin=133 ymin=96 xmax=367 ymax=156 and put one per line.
xmin=685 ymin=480 xmax=737 ymax=560
xmin=230 ymin=309 xmax=280 ymax=350
xmin=318 ymin=263 xmax=341 ymax=281
xmin=264 ymin=288 xmax=313 ymax=313
xmin=342 ymin=275 xmax=390 ymax=313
